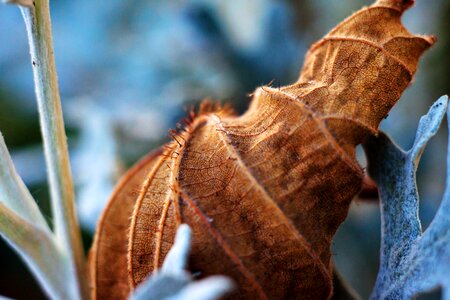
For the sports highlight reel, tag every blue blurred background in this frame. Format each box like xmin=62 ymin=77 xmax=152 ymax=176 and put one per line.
xmin=0 ymin=0 xmax=448 ymax=298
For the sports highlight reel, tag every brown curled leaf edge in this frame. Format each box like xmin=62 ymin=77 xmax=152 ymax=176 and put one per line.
xmin=88 ymin=0 xmax=435 ymax=299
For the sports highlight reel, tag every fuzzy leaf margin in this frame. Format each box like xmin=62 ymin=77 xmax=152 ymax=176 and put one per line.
xmin=364 ymin=95 xmax=450 ymax=300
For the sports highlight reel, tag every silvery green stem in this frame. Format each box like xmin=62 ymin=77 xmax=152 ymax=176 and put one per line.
xmin=20 ymin=1 xmax=88 ymax=298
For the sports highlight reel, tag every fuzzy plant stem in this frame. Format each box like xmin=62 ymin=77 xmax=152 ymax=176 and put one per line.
xmin=20 ymin=1 xmax=88 ymax=299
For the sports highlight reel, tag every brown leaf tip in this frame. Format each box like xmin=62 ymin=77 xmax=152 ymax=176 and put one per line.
xmin=374 ymin=0 xmax=415 ymax=12
xmin=291 ymin=0 xmax=436 ymax=141
xmin=423 ymin=35 xmax=437 ymax=46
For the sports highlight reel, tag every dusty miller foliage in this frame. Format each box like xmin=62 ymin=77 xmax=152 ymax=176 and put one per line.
xmin=364 ymin=95 xmax=450 ymax=300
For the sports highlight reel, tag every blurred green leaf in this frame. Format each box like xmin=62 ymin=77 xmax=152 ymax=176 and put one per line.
xmin=0 ymin=202 xmax=74 ymax=299
xmin=0 ymin=132 xmax=47 ymax=228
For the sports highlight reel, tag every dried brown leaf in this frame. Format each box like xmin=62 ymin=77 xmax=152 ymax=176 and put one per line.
xmin=88 ymin=149 xmax=162 ymax=299
xmin=90 ymin=0 xmax=435 ymax=299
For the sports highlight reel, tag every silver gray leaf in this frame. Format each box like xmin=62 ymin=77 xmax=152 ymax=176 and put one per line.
xmin=364 ymin=95 xmax=450 ymax=300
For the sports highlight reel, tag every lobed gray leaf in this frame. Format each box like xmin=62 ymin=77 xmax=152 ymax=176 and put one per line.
xmin=167 ymin=276 xmax=234 ymax=300
xmin=130 ymin=224 xmax=234 ymax=300
xmin=364 ymin=95 xmax=450 ymax=300
xmin=161 ymin=224 xmax=192 ymax=274
xmin=130 ymin=272 xmax=192 ymax=300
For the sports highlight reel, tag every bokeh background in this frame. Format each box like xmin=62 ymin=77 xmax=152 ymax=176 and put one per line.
xmin=0 ymin=0 xmax=448 ymax=299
